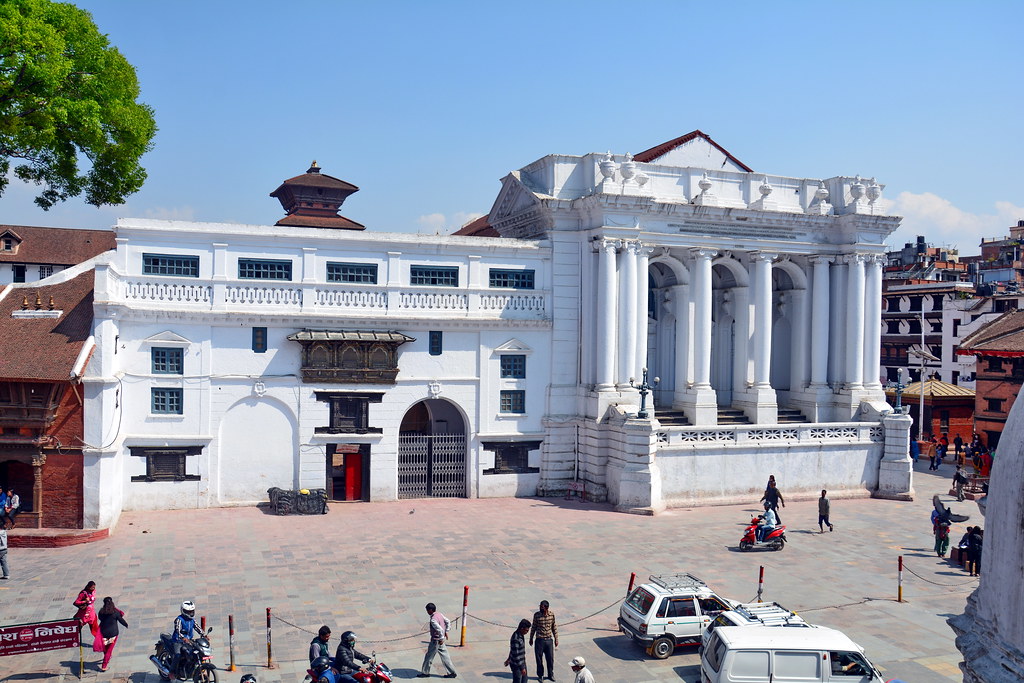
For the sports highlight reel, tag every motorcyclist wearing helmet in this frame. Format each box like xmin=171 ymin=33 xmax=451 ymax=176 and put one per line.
xmin=310 ymin=655 xmax=341 ymax=683
xmin=333 ymin=631 xmax=371 ymax=683
xmin=169 ymin=601 xmax=201 ymax=680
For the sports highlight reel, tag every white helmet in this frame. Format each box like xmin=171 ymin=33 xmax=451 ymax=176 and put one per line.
xmin=181 ymin=600 xmax=196 ymax=618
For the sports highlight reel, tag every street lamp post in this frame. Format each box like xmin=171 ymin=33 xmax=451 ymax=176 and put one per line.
xmin=630 ymin=367 xmax=660 ymax=419
xmin=886 ymin=366 xmax=907 ymax=413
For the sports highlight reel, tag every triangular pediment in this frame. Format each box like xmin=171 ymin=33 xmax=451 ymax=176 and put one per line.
xmin=493 ymin=338 xmax=533 ymax=354
xmin=488 ymin=172 xmax=541 ymax=223
xmin=143 ymin=330 xmax=192 ymax=345
xmin=633 ymin=130 xmax=753 ymax=172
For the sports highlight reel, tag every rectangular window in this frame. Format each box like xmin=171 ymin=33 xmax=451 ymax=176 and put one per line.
xmin=1 ymin=237 xmax=13 ymax=251
xmin=238 ymin=258 xmax=292 ymax=280
xmin=500 ymin=390 xmax=525 ymax=414
xmin=151 ymin=388 xmax=183 ymax=415
xmin=143 ymin=253 xmax=199 ymax=277
xmin=985 ymin=357 xmax=1003 ymax=372
xmin=252 ymin=327 xmax=268 ymax=353
xmin=411 ymin=265 xmax=458 ymax=287
xmin=38 ymin=265 xmax=54 ymax=279
xmin=12 ymin=264 xmax=26 ymax=283
xmin=488 ymin=268 xmax=535 ymax=289
xmin=129 ymin=446 xmax=202 ymax=482
xmin=940 ymin=410 xmax=950 ymax=430
xmin=987 ymin=398 xmax=1004 ymax=412
xmin=482 ymin=440 xmax=541 ymax=474
xmin=500 ymin=354 xmax=526 ymax=378
xmin=151 ymin=347 xmax=184 ymax=374
xmin=428 ymin=331 xmax=443 ymax=356
xmin=326 ymin=262 xmax=378 ymax=283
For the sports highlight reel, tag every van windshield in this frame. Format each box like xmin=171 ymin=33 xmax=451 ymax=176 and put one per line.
xmin=625 ymin=588 xmax=656 ymax=615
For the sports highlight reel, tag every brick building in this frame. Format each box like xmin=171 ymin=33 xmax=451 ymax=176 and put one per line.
xmin=885 ymin=376 xmax=974 ymax=443
xmin=957 ymin=309 xmax=1024 ymax=449
xmin=0 ymin=225 xmax=114 ymax=285
xmin=0 ymin=269 xmax=95 ymax=528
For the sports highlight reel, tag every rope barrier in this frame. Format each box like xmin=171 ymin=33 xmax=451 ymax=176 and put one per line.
xmin=901 ymin=562 xmax=980 ymax=587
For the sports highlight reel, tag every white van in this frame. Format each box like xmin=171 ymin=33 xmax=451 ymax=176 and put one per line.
xmin=701 ymin=625 xmax=886 ymax=683
xmin=699 ymin=601 xmax=810 ymax=651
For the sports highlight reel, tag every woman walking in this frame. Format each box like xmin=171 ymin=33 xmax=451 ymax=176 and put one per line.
xmin=73 ymin=581 xmax=101 ymax=647
xmin=97 ymin=597 xmax=128 ymax=671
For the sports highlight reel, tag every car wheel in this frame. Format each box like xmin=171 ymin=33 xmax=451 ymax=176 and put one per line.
xmin=652 ymin=636 xmax=674 ymax=659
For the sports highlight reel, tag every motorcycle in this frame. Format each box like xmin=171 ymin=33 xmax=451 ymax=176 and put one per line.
xmin=150 ymin=627 xmax=217 ymax=683
xmin=303 ymin=652 xmax=393 ymax=683
xmin=739 ymin=516 xmax=787 ymax=551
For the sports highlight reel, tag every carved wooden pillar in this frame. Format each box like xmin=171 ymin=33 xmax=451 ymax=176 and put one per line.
xmin=32 ymin=451 xmax=46 ymax=529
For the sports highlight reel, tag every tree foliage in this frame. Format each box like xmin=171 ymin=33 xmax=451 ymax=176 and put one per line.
xmin=0 ymin=0 xmax=156 ymax=209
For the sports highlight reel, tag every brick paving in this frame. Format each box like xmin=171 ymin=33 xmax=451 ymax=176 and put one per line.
xmin=0 ymin=462 xmax=976 ymax=682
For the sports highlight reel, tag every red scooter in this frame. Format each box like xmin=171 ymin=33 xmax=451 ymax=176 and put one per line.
xmin=739 ymin=516 xmax=787 ymax=551
xmin=304 ymin=654 xmax=393 ymax=683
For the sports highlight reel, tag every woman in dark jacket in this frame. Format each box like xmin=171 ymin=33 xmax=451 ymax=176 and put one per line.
xmin=97 ymin=597 xmax=128 ymax=671
xmin=966 ymin=527 xmax=984 ymax=577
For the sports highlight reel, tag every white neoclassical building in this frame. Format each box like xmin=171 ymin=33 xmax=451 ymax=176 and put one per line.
xmin=80 ymin=132 xmax=913 ymax=528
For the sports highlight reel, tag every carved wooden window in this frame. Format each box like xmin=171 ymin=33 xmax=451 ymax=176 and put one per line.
xmin=341 ymin=347 xmax=361 ymax=368
xmin=310 ymin=344 xmax=330 ymax=368
xmin=314 ymin=392 xmax=384 ymax=434
xmin=369 ymin=345 xmax=389 ymax=369
xmin=289 ymin=331 xmax=413 ymax=384
xmin=130 ymin=446 xmax=202 ymax=482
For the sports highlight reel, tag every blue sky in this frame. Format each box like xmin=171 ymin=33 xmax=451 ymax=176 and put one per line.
xmin=4 ymin=0 xmax=1022 ymax=254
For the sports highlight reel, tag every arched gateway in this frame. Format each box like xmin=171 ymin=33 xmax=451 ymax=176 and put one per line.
xmin=397 ymin=399 xmax=467 ymax=498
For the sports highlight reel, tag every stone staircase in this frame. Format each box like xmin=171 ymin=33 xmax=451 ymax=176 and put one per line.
xmin=776 ymin=408 xmax=810 ymax=424
xmin=716 ymin=407 xmax=751 ymax=425
xmin=653 ymin=409 xmax=690 ymax=426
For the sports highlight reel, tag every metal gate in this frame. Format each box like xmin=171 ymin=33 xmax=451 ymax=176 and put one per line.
xmin=397 ymin=433 xmax=467 ymax=498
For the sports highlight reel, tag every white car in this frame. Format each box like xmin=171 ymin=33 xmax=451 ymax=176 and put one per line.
xmin=618 ymin=573 xmax=736 ymax=659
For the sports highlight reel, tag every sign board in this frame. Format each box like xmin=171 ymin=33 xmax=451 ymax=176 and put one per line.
xmin=0 ymin=620 xmax=80 ymax=657
xmin=567 ymin=481 xmax=585 ymax=492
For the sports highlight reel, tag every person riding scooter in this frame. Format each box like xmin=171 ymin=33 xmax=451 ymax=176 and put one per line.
xmin=310 ymin=655 xmax=341 ymax=683
xmin=169 ymin=600 xmax=201 ymax=680
xmin=757 ymin=503 xmax=777 ymax=542
xmin=333 ymin=631 xmax=371 ymax=683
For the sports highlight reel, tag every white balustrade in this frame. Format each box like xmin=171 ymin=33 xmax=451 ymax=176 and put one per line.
xmin=122 ymin=279 xmax=213 ymax=304
xmin=315 ymin=287 xmax=387 ymax=309
xmin=655 ymin=422 xmax=883 ymax=448
xmin=225 ymin=284 xmax=302 ymax=306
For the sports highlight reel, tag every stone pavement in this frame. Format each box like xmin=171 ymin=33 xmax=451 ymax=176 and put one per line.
xmin=0 ymin=461 xmax=976 ymax=683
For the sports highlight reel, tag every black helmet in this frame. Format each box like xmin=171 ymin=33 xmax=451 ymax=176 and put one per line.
xmin=312 ymin=656 xmax=332 ymax=675
xmin=240 ymin=675 xmax=256 ymax=683
xmin=341 ymin=630 xmax=357 ymax=645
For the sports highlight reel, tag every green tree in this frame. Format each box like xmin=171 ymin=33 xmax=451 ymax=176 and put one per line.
xmin=0 ymin=0 xmax=156 ymax=209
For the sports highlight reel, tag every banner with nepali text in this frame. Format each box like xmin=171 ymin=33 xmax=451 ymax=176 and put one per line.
xmin=0 ymin=619 xmax=80 ymax=656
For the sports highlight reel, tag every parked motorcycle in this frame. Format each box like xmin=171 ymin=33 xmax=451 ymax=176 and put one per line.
xmin=150 ymin=627 xmax=217 ymax=683
xmin=303 ymin=653 xmax=393 ymax=683
xmin=739 ymin=516 xmax=787 ymax=551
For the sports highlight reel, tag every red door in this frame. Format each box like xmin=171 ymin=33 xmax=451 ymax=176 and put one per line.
xmin=344 ymin=451 xmax=362 ymax=500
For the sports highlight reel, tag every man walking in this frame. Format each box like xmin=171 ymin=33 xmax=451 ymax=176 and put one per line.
xmin=418 ymin=603 xmax=457 ymax=678
xmin=818 ymin=490 xmax=834 ymax=533
xmin=759 ymin=481 xmax=785 ymax=524
xmin=505 ymin=619 xmax=531 ymax=683
xmin=569 ymin=656 xmax=594 ymax=683
xmin=0 ymin=526 xmax=9 ymax=579
xmin=530 ymin=600 xmax=559 ymax=681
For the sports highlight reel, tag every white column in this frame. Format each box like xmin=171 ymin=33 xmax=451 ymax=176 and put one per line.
xmin=845 ymin=253 xmax=866 ymax=388
xmin=691 ymin=249 xmax=715 ymax=388
xmin=809 ymin=256 xmax=831 ymax=386
xmin=862 ymin=254 xmax=884 ymax=389
xmin=595 ymin=239 xmax=619 ymax=391
xmin=752 ymin=252 xmax=777 ymax=387
xmin=788 ymin=288 xmax=809 ymax=392
xmin=671 ymin=284 xmax=691 ymax=402
xmin=635 ymin=244 xmax=654 ymax=380
xmin=618 ymin=241 xmax=639 ymax=387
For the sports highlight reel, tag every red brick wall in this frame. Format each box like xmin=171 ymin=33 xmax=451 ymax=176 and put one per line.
xmin=41 ymin=451 xmax=83 ymax=528
xmin=973 ymin=357 xmax=1022 ymax=448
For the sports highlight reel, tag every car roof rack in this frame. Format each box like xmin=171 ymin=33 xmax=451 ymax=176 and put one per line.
xmin=733 ymin=602 xmax=801 ymax=624
xmin=648 ymin=573 xmax=707 ymax=592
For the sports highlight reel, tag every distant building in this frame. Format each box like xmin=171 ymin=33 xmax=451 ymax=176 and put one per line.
xmin=884 ymin=376 xmax=974 ymax=443
xmin=973 ymin=219 xmax=1024 ymax=290
xmin=0 ymin=268 xmax=96 ymax=528
xmin=0 ymin=225 xmax=114 ymax=285
xmin=957 ymin=309 xmax=1024 ymax=448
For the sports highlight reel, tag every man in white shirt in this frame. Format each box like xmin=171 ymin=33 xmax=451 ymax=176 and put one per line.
xmin=0 ymin=527 xmax=9 ymax=579
xmin=570 ymin=656 xmax=594 ymax=683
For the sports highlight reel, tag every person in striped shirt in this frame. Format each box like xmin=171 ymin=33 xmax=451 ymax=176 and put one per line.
xmin=505 ymin=619 xmax=532 ymax=683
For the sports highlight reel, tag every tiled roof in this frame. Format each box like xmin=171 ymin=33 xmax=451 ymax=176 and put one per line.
xmin=957 ymin=309 xmax=1024 ymax=356
xmin=0 ymin=271 xmax=94 ymax=381
xmin=632 ymin=130 xmax=754 ymax=171
xmin=0 ymin=225 xmax=115 ymax=265
xmin=274 ymin=214 xmax=366 ymax=230
xmin=451 ymin=215 xmax=499 ymax=237
xmin=886 ymin=378 xmax=975 ymax=399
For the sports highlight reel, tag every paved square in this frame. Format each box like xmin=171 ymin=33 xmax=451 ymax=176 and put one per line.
xmin=0 ymin=463 xmax=974 ymax=682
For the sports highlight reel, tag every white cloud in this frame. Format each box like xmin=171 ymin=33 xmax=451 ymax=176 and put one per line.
xmin=416 ymin=211 xmax=484 ymax=234
xmin=887 ymin=192 xmax=1024 ymax=254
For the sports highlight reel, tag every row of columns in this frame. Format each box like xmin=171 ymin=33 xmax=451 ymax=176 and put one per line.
xmin=594 ymin=240 xmax=885 ymax=401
